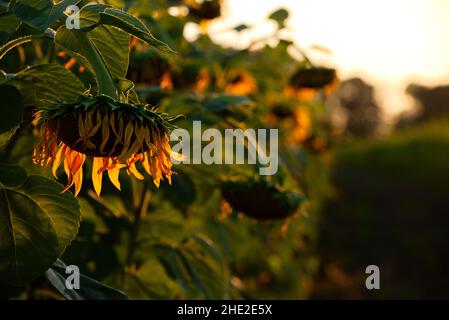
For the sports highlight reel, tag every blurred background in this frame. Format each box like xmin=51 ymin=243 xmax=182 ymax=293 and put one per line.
xmin=189 ymin=0 xmax=449 ymax=299
xmin=183 ymin=0 xmax=449 ymax=299
xmin=1 ymin=0 xmax=449 ymax=299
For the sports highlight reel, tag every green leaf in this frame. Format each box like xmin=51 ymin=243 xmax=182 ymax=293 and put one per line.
xmin=0 ymin=35 xmax=35 ymax=61
xmin=268 ymin=8 xmax=289 ymax=28
xmin=205 ymin=94 xmax=254 ymax=113
xmin=138 ymin=201 xmax=184 ymax=244
xmin=13 ymin=0 xmax=81 ymax=31
xmin=114 ymin=78 xmax=134 ymax=94
xmin=0 ymin=126 xmax=18 ymax=148
xmin=0 ymin=84 xmax=24 ymax=134
xmin=48 ymin=0 xmax=82 ymax=28
xmin=0 ymin=172 xmax=81 ymax=285
xmin=154 ymin=235 xmax=229 ymax=299
xmin=73 ymin=3 xmax=174 ymax=56
xmin=0 ymin=69 xmax=6 ymax=83
xmin=121 ymin=258 xmax=178 ymax=299
xmin=0 ymin=163 xmax=27 ymax=187
xmin=46 ymin=259 xmax=128 ymax=300
xmin=98 ymin=7 xmax=175 ymax=55
xmin=56 ymin=9 xmax=130 ymax=79
xmin=7 ymin=63 xmax=85 ymax=106
xmin=0 ymin=13 xmax=21 ymax=44
xmin=162 ymin=170 xmax=196 ymax=213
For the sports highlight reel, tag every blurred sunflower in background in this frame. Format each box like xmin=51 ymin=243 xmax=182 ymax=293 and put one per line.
xmin=185 ymin=0 xmax=223 ymax=31
xmin=223 ymin=70 xmax=257 ymax=96
xmin=285 ymin=67 xmax=339 ymax=101
xmin=291 ymin=106 xmax=312 ymax=144
xmin=220 ymin=177 xmax=304 ymax=221
xmin=33 ymin=94 xmax=180 ymax=196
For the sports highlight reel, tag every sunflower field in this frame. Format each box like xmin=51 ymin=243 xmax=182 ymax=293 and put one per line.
xmin=0 ymin=0 xmax=340 ymax=300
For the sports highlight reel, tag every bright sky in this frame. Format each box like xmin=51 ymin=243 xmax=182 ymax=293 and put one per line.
xmin=195 ymin=0 xmax=449 ymax=119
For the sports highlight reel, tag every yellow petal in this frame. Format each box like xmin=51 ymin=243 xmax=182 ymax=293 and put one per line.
xmin=107 ymin=166 xmax=122 ymax=191
xmin=141 ymin=153 xmax=151 ymax=175
xmin=73 ymin=166 xmax=83 ymax=197
xmin=63 ymin=147 xmax=73 ymax=182
xmin=128 ymin=162 xmax=144 ymax=180
xmin=92 ymin=157 xmax=103 ymax=196
xmin=153 ymin=177 xmax=161 ymax=188
xmin=166 ymin=173 xmax=172 ymax=185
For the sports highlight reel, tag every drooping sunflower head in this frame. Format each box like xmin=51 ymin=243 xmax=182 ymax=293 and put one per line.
xmin=186 ymin=0 xmax=222 ymax=21
xmin=220 ymin=177 xmax=304 ymax=221
xmin=33 ymin=94 xmax=181 ymax=196
xmin=285 ymin=67 xmax=339 ymax=101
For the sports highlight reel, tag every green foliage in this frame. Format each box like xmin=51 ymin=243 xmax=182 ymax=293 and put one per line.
xmin=0 ymin=165 xmax=81 ymax=285
xmin=317 ymin=122 xmax=449 ymax=299
xmin=94 ymin=7 xmax=174 ymax=55
xmin=7 ymin=63 xmax=85 ymax=106
xmin=154 ymin=236 xmax=229 ymax=299
xmin=0 ymin=13 xmax=21 ymax=43
xmin=0 ymin=127 xmax=19 ymax=148
xmin=0 ymin=33 xmax=50 ymax=60
xmin=0 ymin=84 xmax=24 ymax=134
xmin=205 ymin=94 xmax=254 ymax=113
xmin=13 ymin=0 xmax=81 ymax=31
xmin=120 ymin=258 xmax=178 ymax=299
xmin=55 ymin=7 xmax=131 ymax=79
xmin=0 ymin=1 xmax=330 ymax=300
xmin=46 ymin=259 xmax=128 ymax=300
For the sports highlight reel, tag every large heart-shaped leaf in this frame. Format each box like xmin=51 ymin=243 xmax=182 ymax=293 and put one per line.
xmin=13 ymin=0 xmax=82 ymax=32
xmin=154 ymin=235 xmax=229 ymax=299
xmin=0 ymin=84 xmax=24 ymax=134
xmin=7 ymin=63 xmax=85 ymax=106
xmin=0 ymin=166 xmax=81 ymax=285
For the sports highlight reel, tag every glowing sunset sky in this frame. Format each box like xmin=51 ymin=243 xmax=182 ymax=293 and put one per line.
xmin=200 ymin=0 xmax=449 ymax=119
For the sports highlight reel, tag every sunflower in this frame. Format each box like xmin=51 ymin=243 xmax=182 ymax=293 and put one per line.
xmin=220 ymin=177 xmax=304 ymax=221
xmin=285 ymin=67 xmax=339 ymax=101
xmin=291 ymin=106 xmax=312 ymax=144
xmin=185 ymin=0 xmax=222 ymax=21
xmin=224 ymin=70 xmax=257 ymax=96
xmin=33 ymin=94 xmax=181 ymax=196
xmin=195 ymin=68 xmax=211 ymax=93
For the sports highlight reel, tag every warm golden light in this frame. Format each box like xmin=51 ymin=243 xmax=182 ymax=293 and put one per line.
xmin=205 ymin=0 xmax=449 ymax=119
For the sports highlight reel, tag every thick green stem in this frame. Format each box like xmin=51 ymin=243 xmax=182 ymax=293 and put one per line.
xmin=73 ymin=31 xmax=116 ymax=98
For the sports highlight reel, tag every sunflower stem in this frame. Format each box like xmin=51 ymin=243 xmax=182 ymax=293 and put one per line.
xmin=126 ymin=182 xmax=151 ymax=266
xmin=73 ymin=31 xmax=116 ymax=98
